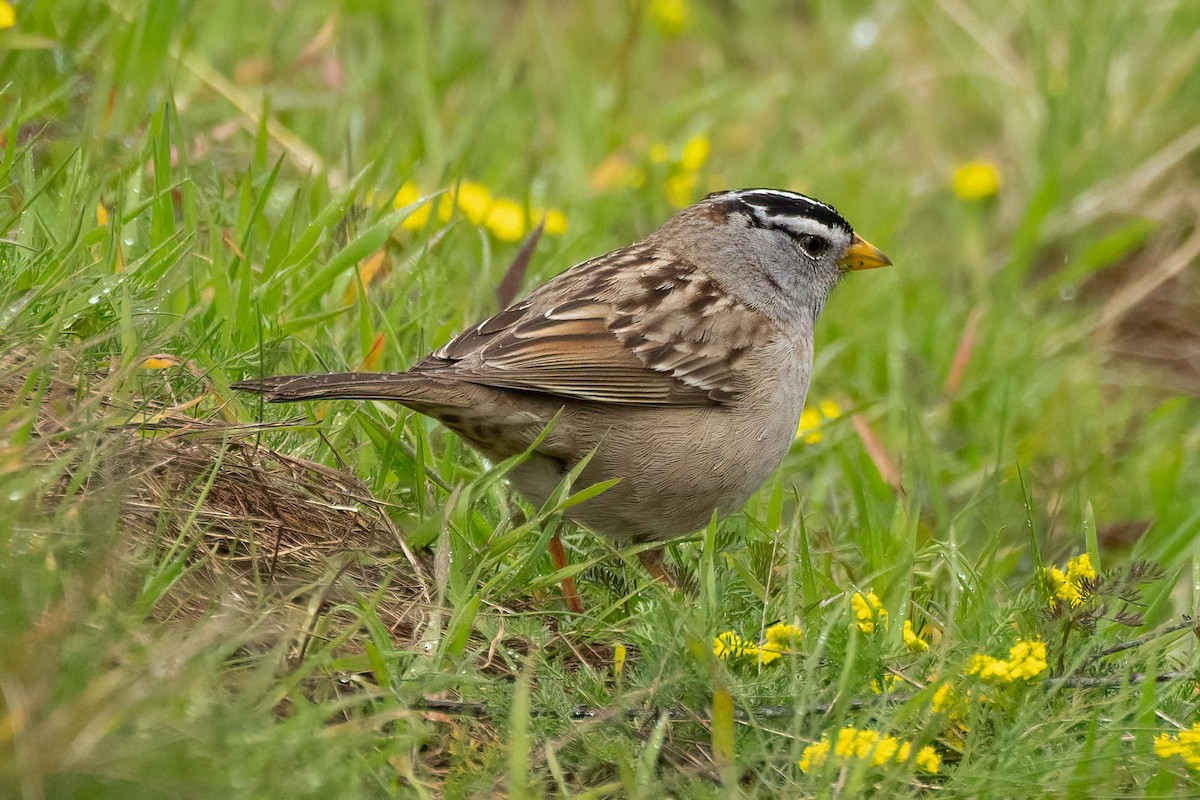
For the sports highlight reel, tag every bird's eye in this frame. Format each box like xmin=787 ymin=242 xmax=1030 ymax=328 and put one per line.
xmin=797 ymin=234 xmax=829 ymax=258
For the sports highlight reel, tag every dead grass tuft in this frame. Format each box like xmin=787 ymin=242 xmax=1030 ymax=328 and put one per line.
xmin=0 ymin=345 xmax=433 ymax=655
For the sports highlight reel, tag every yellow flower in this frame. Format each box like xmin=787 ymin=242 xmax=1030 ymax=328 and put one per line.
xmin=915 ymin=746 xmax=941 ymax=774
xmin=453 ymin=180 xmax=493 ymax=225
xmin=394 ymin=181 xmax=433 ymax=231
xmin=1005 ymin=639 xmax=1048 ymax=681
xmin=931 ymin=681 xmax=977 ymax=721
xmin=713 ymin=630 xmax=755 ymax=661
xmin=871 ymin=675 xmax=903 ymax=695
xmin=1043 ymin=553 xmax=1096 ymax=610
xmin=931 ymin=682 xmax=956 ymax=714
xmin=1066 ymin=553 xmax=1096 ymax=583
xmin=0 ymin=2 xmax=14 ymax=30
xmin=680 ymin=134 xmax=710 ymax=172
xmin=951 ymin=160 xmax=1001 ymax=201
xmin=613 ymin=643 xmax=626 ymax=677
xmin=968 ymin=639 xmax=1047 ymax=683
xmin=664 ymin=170 xmax=698 ymax=208
xmin=764 ymin=622 xmax=802 ymax=651
xmin=795 ymin=408 xmax=824 ymax=444
xmin=141 ymin=355 xmax=182 ymax=370
xmin=798 ymin=738 xmax=830 ymax=773
xmin=716 ymin=625 xmax=801 ymax=666
xmin=1155 ymin=725 xmax=1200 ymax=771
xmin=1043 ymin=566 xmax=1079 ymax=609
xmin=850 ymin=591 xmax=887 ymax=634
xmin=868 ymin=735 xmax=901 ymax=766
xmin=795 ymin=400 xmax=842 ymax=444
xmin=903 ymin=620 xmax=929 ymax=653
xmin=967 ymin=654 xmax=1008 ymax=682
xmin=832 ymin=727 xmax=875 ymax=760
xmin=647 ymin=0 xmax=690 ymax=37
xmin=758 ymin=622 xmax=802 ymax=665
xmin=484 ymin=198 xmax=527 ymax=242
xmin=756 ymin=647 xmax=781 ymax=666
xmin=799 ymin=727 xmax=938 ymax=773
xmin=532 ymin=208 xmax=568 ymax=236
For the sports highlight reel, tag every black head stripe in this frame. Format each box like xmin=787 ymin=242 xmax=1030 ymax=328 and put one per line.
xmin=707 ymin=188 xmax=852 ymax=235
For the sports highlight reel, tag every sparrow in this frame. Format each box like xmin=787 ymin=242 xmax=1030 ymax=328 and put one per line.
xmin=235 ymin=188 xmax=890 ymax=600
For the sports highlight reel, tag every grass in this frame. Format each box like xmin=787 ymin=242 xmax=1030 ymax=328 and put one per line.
xmin=2 ymin=0 xmax=1200 ymax=796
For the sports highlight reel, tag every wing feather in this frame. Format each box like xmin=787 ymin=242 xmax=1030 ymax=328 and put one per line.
xmin=411 ymin=248 xmax=770 ymax=406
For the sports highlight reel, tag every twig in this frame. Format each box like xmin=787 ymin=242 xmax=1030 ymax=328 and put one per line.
xmin=1090 ymin=617 xmax=1197 ymax=661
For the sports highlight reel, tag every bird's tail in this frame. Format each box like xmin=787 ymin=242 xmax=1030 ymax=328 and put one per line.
xmin=233 ymin=372 xmax=431 ymax=403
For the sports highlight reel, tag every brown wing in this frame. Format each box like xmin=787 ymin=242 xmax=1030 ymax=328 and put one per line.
xmin=411 ymin=247 xmax=770 ymax=407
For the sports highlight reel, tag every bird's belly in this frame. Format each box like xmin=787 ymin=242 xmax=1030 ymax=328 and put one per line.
xmin=509 ymin=387 xmax=806 ymax=543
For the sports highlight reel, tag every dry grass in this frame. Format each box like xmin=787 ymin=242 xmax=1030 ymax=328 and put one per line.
xmin=0 ymin=346 xmax=433 ymax=658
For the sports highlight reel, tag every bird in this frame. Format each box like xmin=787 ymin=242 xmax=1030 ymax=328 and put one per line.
xmin=234 ymin=188 xmax=890 ymax=608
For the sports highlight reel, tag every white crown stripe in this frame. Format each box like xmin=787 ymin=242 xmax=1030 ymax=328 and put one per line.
xmin=737 ymin=191 xmax=838 ymax=217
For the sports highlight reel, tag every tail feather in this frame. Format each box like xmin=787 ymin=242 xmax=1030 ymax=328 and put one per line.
xmin=233 ymin=372 xmax=426 ymax=403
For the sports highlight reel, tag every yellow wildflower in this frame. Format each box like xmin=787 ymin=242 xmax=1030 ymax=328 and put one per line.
xmin=141 ymin=355 xmax=182 ymax=370
xmin=764 ymin=622 xmax=802 ymax=651
xmin=680 ymin=134 xmax=710 ymax=172
xmin=436 ymin=193 xmax=456 ymax=222
xmin=930 ymin=681 xmax=978 ymax=721
xmin=1006 ymin=639 xmax=1048 ymax=680
xmin=713 ymin=631 xmax=755 ymax=661
xmin=903 ymin=620 xmax=929 ymax=653
xmin=755 ymin=647 xmax=781 ymax=665
xmin=800 ymin=727 xmax=938 ymax=773
xmin=931 ymin=682 xmax=956 ymax=714
xmin=796 ymin=408 xmax=823 ymax=443
xmin=1043 ymin=553 xmax=1096 ymax=610
xmin=484 ymin=198 xmax=526 ymax=242
xmin=394 ymin=181 xmax=433 ymax=231
xmin=851 ymin=591 xmax=888 ymax=634
xmin=453 ymin=180 xmax=493 ymax=225
xmin=968 ymin=639 xmax=1047 ymax=684
xmin=647 ymin=0 xmax=690 ymax=37
xmin=758 ymin=622 xmax=802 ymax=665
xmin=1066 ymin=553 xmax=1096 ymax=583
xmin=532 ymin=208 xmax=568 ymax=236
xmin=715 ymin=624 xmax=802 ymax=666
xmin=915 ymin=746 xmax=941 ymax=773
xmin=951 ymin=160 xmax=1001 ymax=201
xmin=795 ymin=400 xmax=842 ymax=444
xmin=1155 ymin=724 xmax=1200 ymax=771
xmin=798 ymin=738 xmax=830 ymax=773
xmin=1043 ymin=566 xmax=1081 ymax=608
xmin=967 ymin=654 xmax=1008 ymax=682
xmin=664 ymin=170 xmax=698 ymax=208
xmin=613 ymin=643 xmax=626 ymax=677
xmin=0 ymin=2 xmax=14 ymax=30
xmin=871 ymin=675 xmax=903 ymax=695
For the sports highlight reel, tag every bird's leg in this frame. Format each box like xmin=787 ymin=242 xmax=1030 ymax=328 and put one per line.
xmin=637 ymin=547 xmax=675 ymax=586
xmin=548 ymin=529 xmax=584 ymax=613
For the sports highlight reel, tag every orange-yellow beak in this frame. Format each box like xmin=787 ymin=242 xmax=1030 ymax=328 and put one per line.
xmin=838 ymin=233 xmax=892 ymax=271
